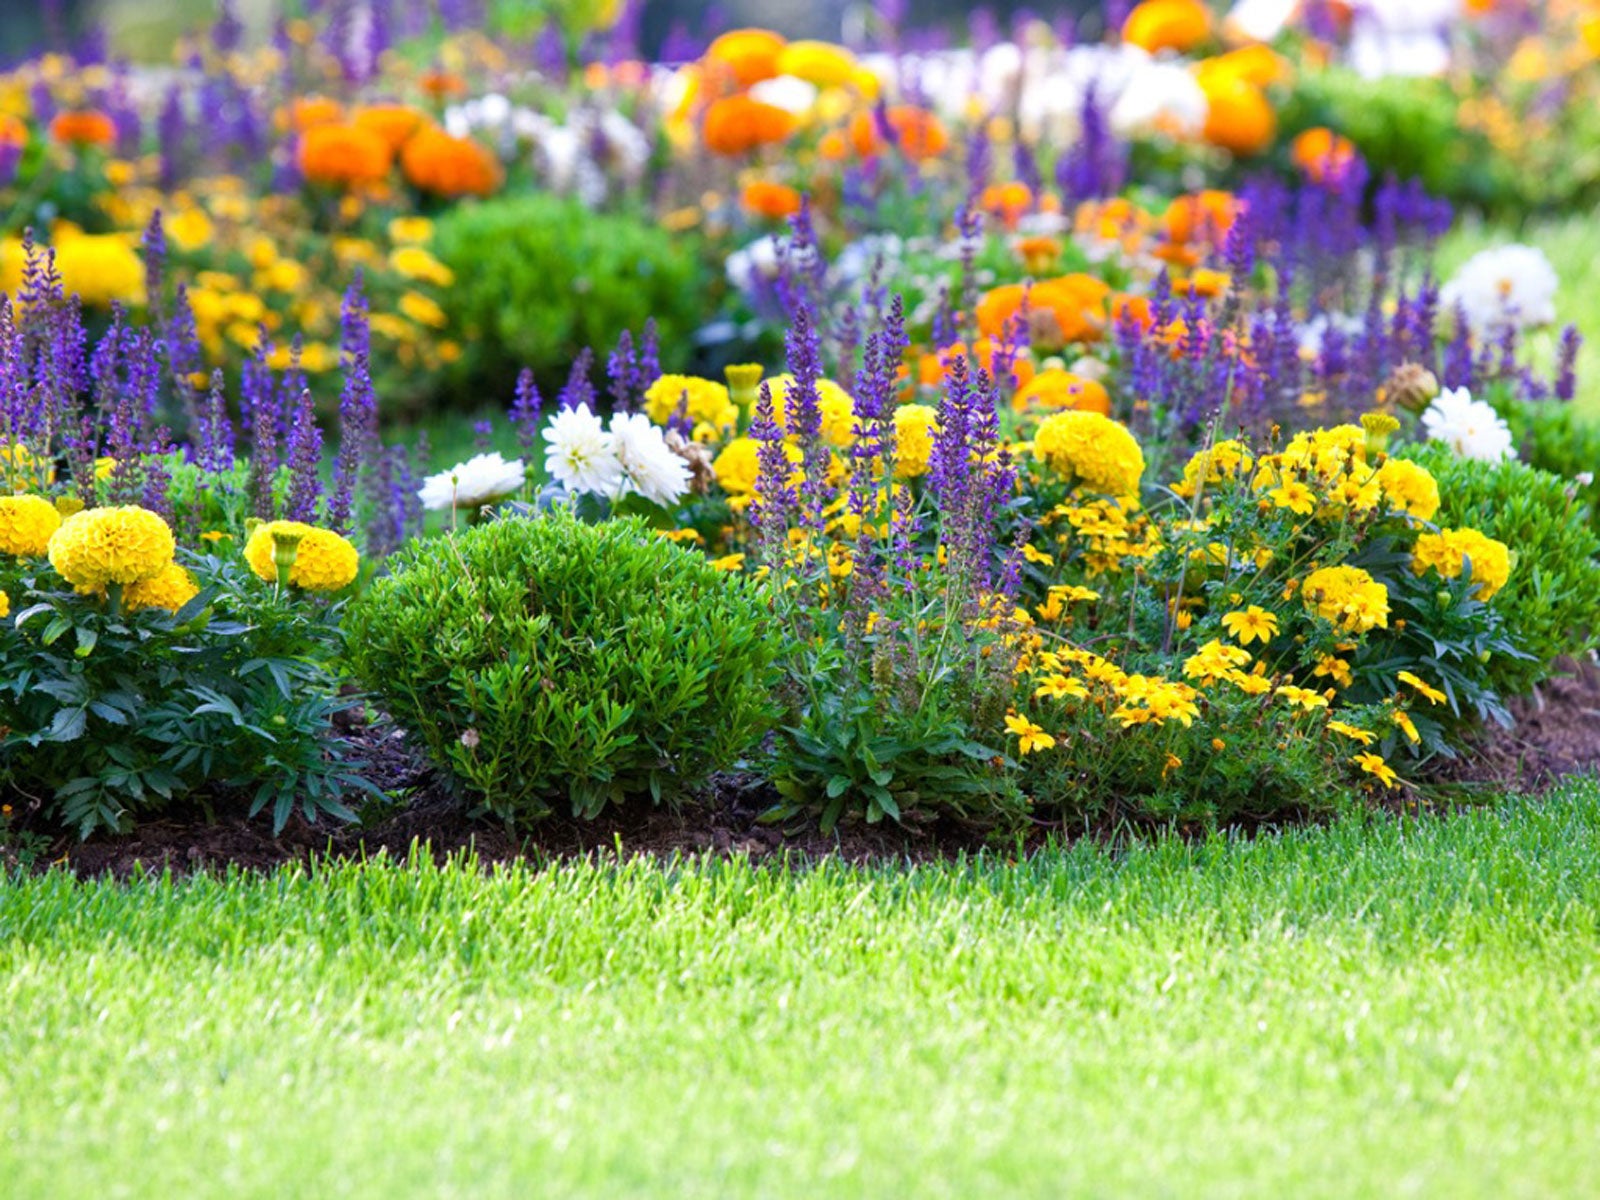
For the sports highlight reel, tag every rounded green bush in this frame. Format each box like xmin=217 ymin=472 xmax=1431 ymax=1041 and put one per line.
xmin=1409 ymin=443 xmax=1600 ymax=696
xmin=345 ymin=511 xmax=781 ymax=822
xmin=433 ymin=194 xmax=706 ymax=399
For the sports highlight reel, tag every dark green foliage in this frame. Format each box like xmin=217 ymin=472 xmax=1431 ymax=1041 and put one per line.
xmin=433 ymin=194 xmax=706 ymax=399
xmin=0 ymin=554 xmax=372 ymax=838
xmin=345 ymin=511 xmax=781 ymax=822
xmin=1500 ymin=400 xmax=1600 ymax=535
xmin=1409 ymin=443 xmax=1600 ymax=696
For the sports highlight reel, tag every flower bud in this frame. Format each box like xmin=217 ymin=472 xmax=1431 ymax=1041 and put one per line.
xmin=724 ymin=363 xmax=764 ymax=410
xmin=1383 ymin=363 xmax=1441 ymax=414
xmin=54 ymin=495 xmax=84 ymax=519
xmin=269 ymin=528 xmax=304 ymax=588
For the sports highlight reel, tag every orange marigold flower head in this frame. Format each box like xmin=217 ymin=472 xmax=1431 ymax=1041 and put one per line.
xmin=704 ymin=29 xmax=788 ymax=89
xmin=976 ymin=273 xmax=1113 ymax=348
xmin=298 ymin=123 xmax=393 ymax=189
xmin=0 ymin=114 xmax=29 ymax=150
xmin=1163 ymin=190 xmax=1239 ymax=246
xmin=1197 ymin=72 xmax=1276 ymax=157
xmin=1201 ymin=45 xmax=1292 ymax=87
xmin=702 ymin=95 xmax=796 ymax=155
xmin=400 ymin=127 xmax=500 ymax=197
xmin=847 ymin=105 xmax=948 ymax=161
xmin=353 ymin=104 xmax=428 ymax=152
xmin=980 ymin=181 xmax=1033 ymax=229
xmin=419 ymin=69 xmax=468 ymax=99
xmin=286 ymin=95 xmax=345 ymax=132
xmin=1123 ymin=0 xmax=1212 ymax=53
xmin=1291 ymin=126 xmax=1360 ymax=184
xmin=740 ymin=179 xmax=803 ymax=219
xmin=49 ymin=109 xmax=116 ymax=148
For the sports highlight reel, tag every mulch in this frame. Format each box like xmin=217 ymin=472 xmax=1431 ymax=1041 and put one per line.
xmin=30 ymin=653 xmax=1600 ymax=879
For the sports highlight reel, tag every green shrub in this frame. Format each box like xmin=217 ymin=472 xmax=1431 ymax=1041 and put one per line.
xmin=345 ymin=511 xmax=781 ymax=822
xmin=433 ymin=195 xmax=706 ymax=400
xmin=1501 ymin=400 xmax=1600 ymax=535
xmin=1409 ymin=443 xmax=1600 ymax=695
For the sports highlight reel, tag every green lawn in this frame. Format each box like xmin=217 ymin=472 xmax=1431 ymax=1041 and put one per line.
xmin=4 ymin=778 xmax=1600 ymax=1198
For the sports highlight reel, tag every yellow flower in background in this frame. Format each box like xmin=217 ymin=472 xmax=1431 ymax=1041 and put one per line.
xmin=1354 ymin=752 xmax=1399 ymax=789
xmin=48 ymin=506 xmax=175 ymax=589
xmin=645 ymin=374 xmax=736 ymax=430
xmin=1275 ymin=684 xmax=1329 ymax=712
xmin=1397 ymin=671 xmax=1448 ymax=706
xmin=1328 ymin=720 xmax=1377 ymax=746
xmin=389 ymin=245 xmax=455 ymax=286
xmin=1005 ymin=711 xmax=1056 ymax=755
xmin=1391 ymin=708 xmax=1421 ymax=745
xmin=0 ymin=494 xmax=63 ymax=556
xmin=893 ymin=404 xmax=939 ymax=479
xmin=257 ymin=259 xmax=308 ymax=293
xmin=387 ymin=216 xmax=435 ymax=244
xmin=1220 ymin=605 xmax=1278 ymax=646
xmin=710 ymin=553 xmax=746 ymax=572
xmin=165 ymin=207 xmax=215 ymax=252
xmin=775 ymin=40 xmax=858 ymax=88
xmin=398 ymin=291 xmax=448 ymax=328
xmin=244 ymin=521 xmax=359 ymax=592
xmin=52 ymin=234 xmax=146 ymax=307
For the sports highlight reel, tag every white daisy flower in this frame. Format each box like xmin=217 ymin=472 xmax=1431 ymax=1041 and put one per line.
xmin=1420 ymin=387 xmax=1516 ymax=463
xmin=418 ymin=451 xmax=526 ymax=512
xmin=608 ymin=412 xmax=691 ymax=507
xmin=543 ymin=404 xmax=623 ymax=496
xmin=1440 ymin=245 xmax=1559 ymax=335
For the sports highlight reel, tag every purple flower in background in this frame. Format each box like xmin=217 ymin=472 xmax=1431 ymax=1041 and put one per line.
xmin=1554 ymin=325 xmax=1582 ymax=402
xmin=510 ymin=367 xmax=543 ymax=460
xmin=558 ymin=348 xmax=596 ymax=411
xmin=284 ymin=389 xmax=325 ymax=523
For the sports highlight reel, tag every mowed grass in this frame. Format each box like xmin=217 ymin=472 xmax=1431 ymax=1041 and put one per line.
xmin=4 ymin=780 xmax=1600 ymax=1199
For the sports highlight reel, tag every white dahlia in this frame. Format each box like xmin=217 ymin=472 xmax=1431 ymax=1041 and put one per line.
xmin=418 ymin=451 xmax=526 ymax=512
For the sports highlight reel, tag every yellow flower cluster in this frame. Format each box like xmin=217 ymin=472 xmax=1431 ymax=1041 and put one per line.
xmin=244 ymin=521 xmax=361 ymax=592
xmin=0 ymin=494 xmax=63 ymax=557
xmin=1031 ymin=411 xmax=1145 ymax=498
xmin=48 ymin=506 xmax=176 ymax=589
xmin=1246 ymin=422 xmax=1440 ymax=522
xmin=893 ymin=404 xmax=939 ymax=478
xmin=1412 ymin=527 xmax=1512 ymax=600
xmin=1047 ymin=499 xmax=1160 ymax=574
xmin=120 ymin=563 xmax=200 ymax=614
xmin=1172 ymin=438 xmax=1253 ymax=498
xmin=1301 ymin=565 xmax=1390 ymax=633
xmin=644 ymin=374 xmax=740 ymax=438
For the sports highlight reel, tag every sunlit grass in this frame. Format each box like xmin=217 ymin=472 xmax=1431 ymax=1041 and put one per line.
xmin=3 ymin=777 xmax=1599 ymax=1198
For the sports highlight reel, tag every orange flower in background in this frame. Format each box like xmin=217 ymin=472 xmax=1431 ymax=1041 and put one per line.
xmin=1201 ymin=45 xmax=1291 ymax=88
xmin=1176 ymin=268 xmax=1232 ymax=298
xmin=420 ymin=70 xmax=468 ymax=100
xmin=703 ymin=95 xmax=796 ymax=156
xmin=915 ymin=340 xmax=1036 ymax=392
xmin=353 ymin=104 xmax=427 ymax=152
xmin=297 ymin=123 xmax=392 ymax=189
xmin=741 ymin=179 xmax=803 ymax=219
xmin=1014 ymin=369 xmax=1111 ymax=416
xmin=1291 ymin=127 xmax=1359 ymax=183
xmin=1112 ymin=293 xmax=1155 ymax=331
xmin=400 ymin=127 xmax=500 ymax=197
xmin=0 ymin=114 xmax=27 ymax=151
xmin=980 ymin=181 xmax=1033 ymax=229
xmin=704 ymin=29 xmax=787 ymax=89
xmin=1014 ymin=235 xmax=1062 ymax=274
xmin=285 ymin=95 xmax=344 ymax=132
xmin=976 ymin=274 xmax=1113 ymax=348
xmin=1163 ymin=190 xmax=1239 ymax=246
xmin=1197 ymin=72 xmax=1276 ymax=156
xmin=1123 ymin=0 xmax=1212 ymax=53
xmin=49 ymin=109 xmax=116 ymax=148
xmin=848 ymin=106 xmax=948 ymax=161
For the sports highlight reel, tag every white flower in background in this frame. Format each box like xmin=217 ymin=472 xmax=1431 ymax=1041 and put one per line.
xmin=1109 ymin=60 xmax=1208 ymax=141
xmin=418 ymin=452 xmax=526 ymax=512
xmin=726 ymin=235 xmax=787 ymax=294
xmin=608 ymin=412 xmax=691 ymax=506
xmin=1348 ymin=0 xmax=1459 ymax=78
xmin=543 ymin=404 xmax=622 ymax=495
xmin=749 ymin=75 xmax=819 ymax=115
xmin=1440 ymin=244 xmax=1559 ymax=335
xmin=1225 ymin=0 xmax=1297 ymax=42
xmin=1420 ymin=387 xmax=1515 ymax=463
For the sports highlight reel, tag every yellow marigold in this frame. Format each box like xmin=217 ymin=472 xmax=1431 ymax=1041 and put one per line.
xmin=244 ymin=521 xmax=360 ymax=592
xmin=388 ymin=245 xmax=454 ymax=286
xmin=767 ymin=375 xmax=857 ymax=447
xmin=53 ymin=234 xmax=146 ymax=307
xmin=775 ymin=40 xmax=858 ymax=88
xmin=1301 ymin=565 xmax=1389 ymax=634
xmin=1411 ymin=527 xmax=1512 ymax=601
xmin=398 ymin=291 xmax=448 ymax=328
xmin=1376 ymin=458 xmax=1440 ymax=521
xmin=1174 ymin=438 xmax=1253 ymax=497
xmin=122 ymin=562 xmax=199 ymax=613
xmin=712 ymin=436 xmax=799 ymax=496
xmin=1032 ymin=411 xmax=1144 ymax=498
xmin=48 ymin=505 xmax=175 ymax=589
xmin=0 ymin=494 xmax=63 ymax=557
xmin=0 ymin=590 xmax=8 ymax=618
xmin=893 ymin=404 xmax=939 ymax=479
xmin=1123 ymin=0 xmax=1211 ymax=53
xmin=387 ymin=216 xmax=434 ymax=244
xmin=165 ymin=207 xmax=214 ymax=252
xmin=645 ymin=374 xmax=736 ymax=429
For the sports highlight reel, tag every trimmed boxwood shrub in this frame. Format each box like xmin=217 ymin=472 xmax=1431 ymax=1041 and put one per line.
xmin=345 ymin=511 xmax=780 ymax=822
xmin=1409 ymin=443 xmax=1600 ymax=696
xmin=433 ymin=194 xmax=707 ymax=399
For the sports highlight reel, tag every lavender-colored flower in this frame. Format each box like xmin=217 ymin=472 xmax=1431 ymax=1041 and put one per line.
xmin=283 ymin=389 xmax=325 ymax=522
xmin=558 ymin=348 xmax=596 ymax=411
xmin=606 ymin=329 xmax=637 ymax=412
xmin=510 ymin=367 xmax=543 ymax=459
xmin=1554 ymin=324 xmax=1582 ymax=403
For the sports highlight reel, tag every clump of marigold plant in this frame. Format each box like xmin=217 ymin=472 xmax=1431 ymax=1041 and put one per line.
xmin=1031 ymin=411 xmax=1145 ymax=499
xmin=298 ymin=123 xmax=393 ymax=190
xmin=0 ymin=495 xmax=63 ymax=557
xmin=400 ymin=127 xmax=500 ymax=198
xmin=244 ymin=521 xmax=360 ymax=592
xmin=47 ymin=506 xmax=176 ymax=592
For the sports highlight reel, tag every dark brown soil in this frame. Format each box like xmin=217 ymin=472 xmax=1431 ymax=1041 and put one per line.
xmin=32 ymin=654 xmax=1600 ymax=878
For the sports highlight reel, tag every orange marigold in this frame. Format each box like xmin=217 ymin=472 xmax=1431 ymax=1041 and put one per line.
xmin=975 ymin=274 xmax=1113 ymax=348
xmin=298 ymin=123 xmax=393 ymax=189
xmin=286 ymin=95 xmax=344 ymax=132
xmin=741 ymin=180 xmax=803 ymax=219
xmin=1163 ymin=190 xmax=1239 ymax=246
xmin=49 ymin=110 xmax=116 ymax=148
xmin=0 ymin=114 xmax=28 ymax=150
xmin=353 ymin=104 xmax=427 ymax=152
xmin=400 ymin=127 xmax=500 ymax=198
xmin=1013 ymin=369 xmax=1111 ymax=416
xmin=1123 ymin=0 xmax=1212 ymax=53
xmin=848 ymin=106 xmax=948 ymax=161
xmin=980 ymin=181 xmax=1033 ymax=229
xmin=1197 ymin=73 xmax=1276 ymax=157
xmin=1291 ymin=126 xmax=1359 ymax=183
xmin=704 ymin=29 xmax=787 ymax=89
xmin=702 ymin=95 xmax=796 ymax=156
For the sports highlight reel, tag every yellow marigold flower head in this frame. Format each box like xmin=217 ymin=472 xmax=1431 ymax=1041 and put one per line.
xmin=122 ymin=562 xmax=200 ymax=613
xmin=1174 ymin=438 xmax=1252 ymax=497
xmin=1376 ymin=458 xmax=1440 ymax=521
xmin=53 ymin=234 xmax=147 ymax=307
xmin=1353 ymin=751 xmax=1399 ymax=789
xmin=767 ymin=374 xmax=857 ymax=447
xmin=1302 ymin=564 xmax=1390 ymax=633
xmin=398 ymin=290 xmax=448 ymax=328
xmin=1397 ymin=670 xmax=1447 ymax=705
xmin=0 ymin=590 xmax=8 ymax=618
xmin=244 ymin=520 xmax=359 ymax=592
xmin=48 ymin=505 xmax=175 ymax=588
xmin=1411 ymin=527 xmax=1512 ymax=601
xmin=644 ymin=374 xmax=737 ymax=430
xmin=893 ymin=404 xmax=939 ymax=479
xmin=388 ymin=245 xmax=454 ymax=286
xmin=712 ymin=435 xmax=800 ymax=496
xmin=1032 ymin=410 xmax=1144 ymax=498
xmin=0 ymin=494 xmax=63 ymax=557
